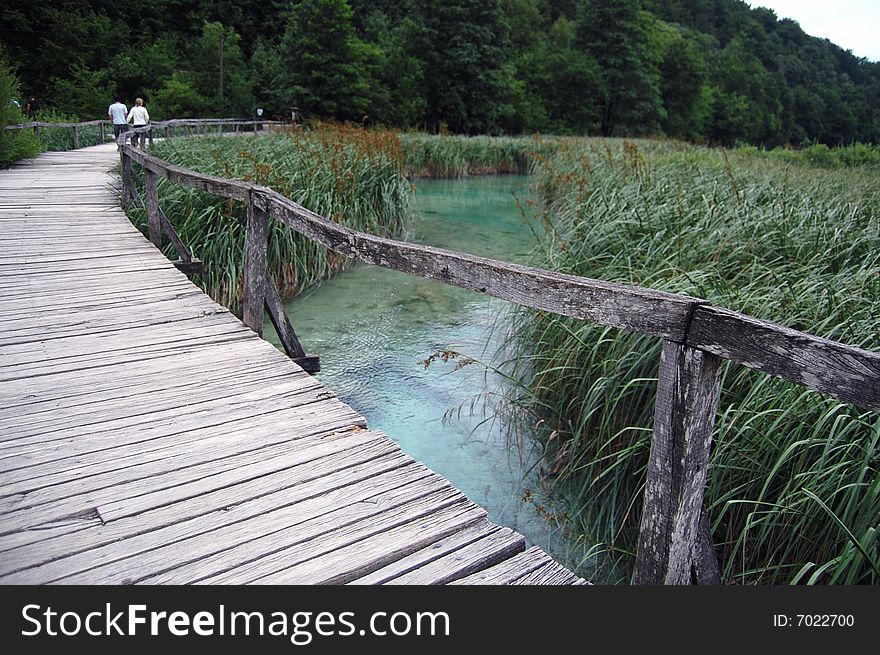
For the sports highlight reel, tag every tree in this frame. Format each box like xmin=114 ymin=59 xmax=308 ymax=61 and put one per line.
xmin=707 ymin=37 xmax=782 ymax=144
xmin=0 ymin=49 xmax=39 ymax=163
xmin=417 ymin=0 xmax=516 ymax=133
xmin=575 ymin=0 xmax=663 ymax=136
xmin=280 ymin=0 xmax=372 ymax=122
xmin=190 ymin=22 xmax=253 ymax=116
xmin=358 ymin=12 xmax=426 ymax=127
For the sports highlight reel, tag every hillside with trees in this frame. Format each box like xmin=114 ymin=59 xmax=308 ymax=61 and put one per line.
xmin=2 ymin=0 xmax=878 ymax=145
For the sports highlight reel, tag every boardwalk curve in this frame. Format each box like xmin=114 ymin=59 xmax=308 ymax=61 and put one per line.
xmin=0 ymin=144 xmax=584 ymax=585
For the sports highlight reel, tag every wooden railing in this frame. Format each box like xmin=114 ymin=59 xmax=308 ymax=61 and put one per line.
xmin=22 ymin=119 xmax=879 ymax=584
xmin=5 ymin=117 xmax=284 ymax=148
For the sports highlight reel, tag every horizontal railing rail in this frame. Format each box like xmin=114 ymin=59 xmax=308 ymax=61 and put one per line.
xmin=84 ymin=128 xmax=880 ymax=583
xmin=4 ymin=117 xmax=287 ymax=149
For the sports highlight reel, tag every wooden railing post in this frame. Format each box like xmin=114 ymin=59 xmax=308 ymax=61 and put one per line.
xmin=633 ymin=339 xmax=723 ymax=585
xmin=72 ymin=125 xmax=78 ymax=149
xmin=99 ymin=122 xmax=105 ymax=144
xmin=121 ymin=149 xmax=133 ymax=210
xmin=144 ymin=168 xmax=162 ymax=248
xmin=242 ymin=191 xmax=319 ymax=372
xmin=33 ymin=125 xmax=40 ymax=140
xmin=243 ymin=191 xmax=269 ymax=335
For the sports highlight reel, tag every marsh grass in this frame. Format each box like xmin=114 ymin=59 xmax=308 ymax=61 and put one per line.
xmin=127 ymin=124 xmax=411 ymax=313
xmin=399 ymin=132 xmax=544 ymax=177
xmin=502 ymin=138 xmax=880 ymax=584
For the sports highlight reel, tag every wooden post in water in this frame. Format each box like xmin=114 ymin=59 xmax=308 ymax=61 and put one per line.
xmin=633 ymin=340 xmax=723 ymax=585
xmin=72 ymin=125 xmax=78 ymax=149
xmin=144 ymin=168 xmax=162 ymax=248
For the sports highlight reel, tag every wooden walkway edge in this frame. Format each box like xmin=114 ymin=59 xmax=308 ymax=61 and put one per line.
xmin=0 ymin=144 xmax=586 ymax=585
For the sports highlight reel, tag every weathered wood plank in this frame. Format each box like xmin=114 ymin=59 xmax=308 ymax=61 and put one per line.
xmin=0 ymin=413 xmax=368 ymax=536
xmin=364 ymin=524 xmax=526 ymax=585
xmin=0 ymin=379 xmax=329 ymax=489
xmin=688 ymin=305 xmax=880 ymax=412
xmin=258 ymin=501 xmax=489 ymax=585
xmin=1 ymin=438 xmax=409 ymax=583
xmin=350 ymin=519 xmax=502 ymax=584
xmin=0 ymin=440 xmax=406 ymax=566
xmin=513 ymin=560 xmax=589 ymax=585
xmin=633 ymin=340 xmax=723 ymax=585
xmin=450 ymin=546 xmax=552 ymax=585
xmin=147 ymin=481 xmax=469 ymax=584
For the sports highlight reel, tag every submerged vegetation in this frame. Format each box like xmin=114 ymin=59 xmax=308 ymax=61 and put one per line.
xmin=126 ymin=126 xmax=878 ymax=585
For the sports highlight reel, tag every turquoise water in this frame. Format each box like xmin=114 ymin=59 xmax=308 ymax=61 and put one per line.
xmin=270 ymin=176 xmax=579 ymax=572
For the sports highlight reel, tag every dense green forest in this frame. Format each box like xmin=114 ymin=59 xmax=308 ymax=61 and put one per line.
xmin=2 ymin=0 xmax=879 ymax=145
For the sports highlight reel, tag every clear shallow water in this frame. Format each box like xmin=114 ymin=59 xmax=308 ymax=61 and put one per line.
xmin=267 ymin=175 xmax=580 ymax=572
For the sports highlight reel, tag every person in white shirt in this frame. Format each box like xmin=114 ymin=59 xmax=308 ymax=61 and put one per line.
xmin=108 ymin=97 xmax=128 ymax=139
xmin=127 ymin=97 xmax=150 ymax=147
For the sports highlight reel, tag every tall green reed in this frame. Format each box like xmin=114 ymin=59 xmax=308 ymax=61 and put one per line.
xmin=503 ymin=138 xmax=880 ymax=584
xmin=127 ymin=125 xmax=411 ymax=314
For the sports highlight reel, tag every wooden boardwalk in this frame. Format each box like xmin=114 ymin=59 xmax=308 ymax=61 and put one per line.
xmin=0 ymin=144 xmax=585 ymax=585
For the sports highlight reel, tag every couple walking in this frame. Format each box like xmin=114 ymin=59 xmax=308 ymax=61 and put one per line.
xmin=108 ymin=97 xmax=150 ymax=146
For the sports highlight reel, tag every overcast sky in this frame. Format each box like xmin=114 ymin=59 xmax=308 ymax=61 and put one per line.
xmin=747 ymin=0 xmax=880 ymax=61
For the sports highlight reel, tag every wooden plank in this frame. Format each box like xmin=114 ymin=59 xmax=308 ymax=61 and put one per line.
xmin=0 ymin=414 xmax=369 ymax=536
xmin=0 ymin=440 xmax=405 ymax=565
xmin=688 ymin=305 xmax=880 ymax=412
xmin=512 ymin=560 xmax=588 ymax=585
xmin=0 ymin=339 xmax=281 ymax=410
xmin=450 ymin=546 xmax=553 ymax=585
xmin=0 ymin=379 xmax=330 ymax=489
xmin=124 ymin=478 xmax=468 ymax=585
xmin=633 ymin=340 xmax=723 ymax=585
xmin=350 ymin=519 xmax=502 ymax=584
xmin=0 ymin=387 xmax=356 ymax=474
xmin=257 ymin=501 xmax=490 ymax=584
xmin=192 ymin=491 xmax=481 ymax=585
xmin=1 ymin=440 xmax=411 ymax=583
xmin=360 ymin=523 xmax=526 ymax=585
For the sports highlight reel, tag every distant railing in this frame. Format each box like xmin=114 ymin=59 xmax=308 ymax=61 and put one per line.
xmin=5 ymin=117 xmax=285 ymax=148
xmin=23 ymin=119 xmax=878 ymax=584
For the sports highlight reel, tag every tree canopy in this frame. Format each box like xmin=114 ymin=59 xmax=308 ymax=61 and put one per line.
xmin=1 ymin=0 xmax=877 ymax=145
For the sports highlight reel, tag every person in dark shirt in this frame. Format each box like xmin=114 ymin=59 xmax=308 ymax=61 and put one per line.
xmin=24 ymin=96 xmax=39 ymax=119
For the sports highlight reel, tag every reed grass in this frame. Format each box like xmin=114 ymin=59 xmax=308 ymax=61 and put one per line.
xmin=127 ymin=124 xmax=411 ymax=313
xmin=502 ymin=138 xmax=880 ymax=584
xmin=399 ymin=132 xmax=542 ymax=177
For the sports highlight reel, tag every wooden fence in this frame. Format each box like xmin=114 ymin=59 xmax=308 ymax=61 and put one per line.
xmin=5 ymin=118 xmax=284 ymax=148
xmin=10 ymin=119 xmax=879 ymax=584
